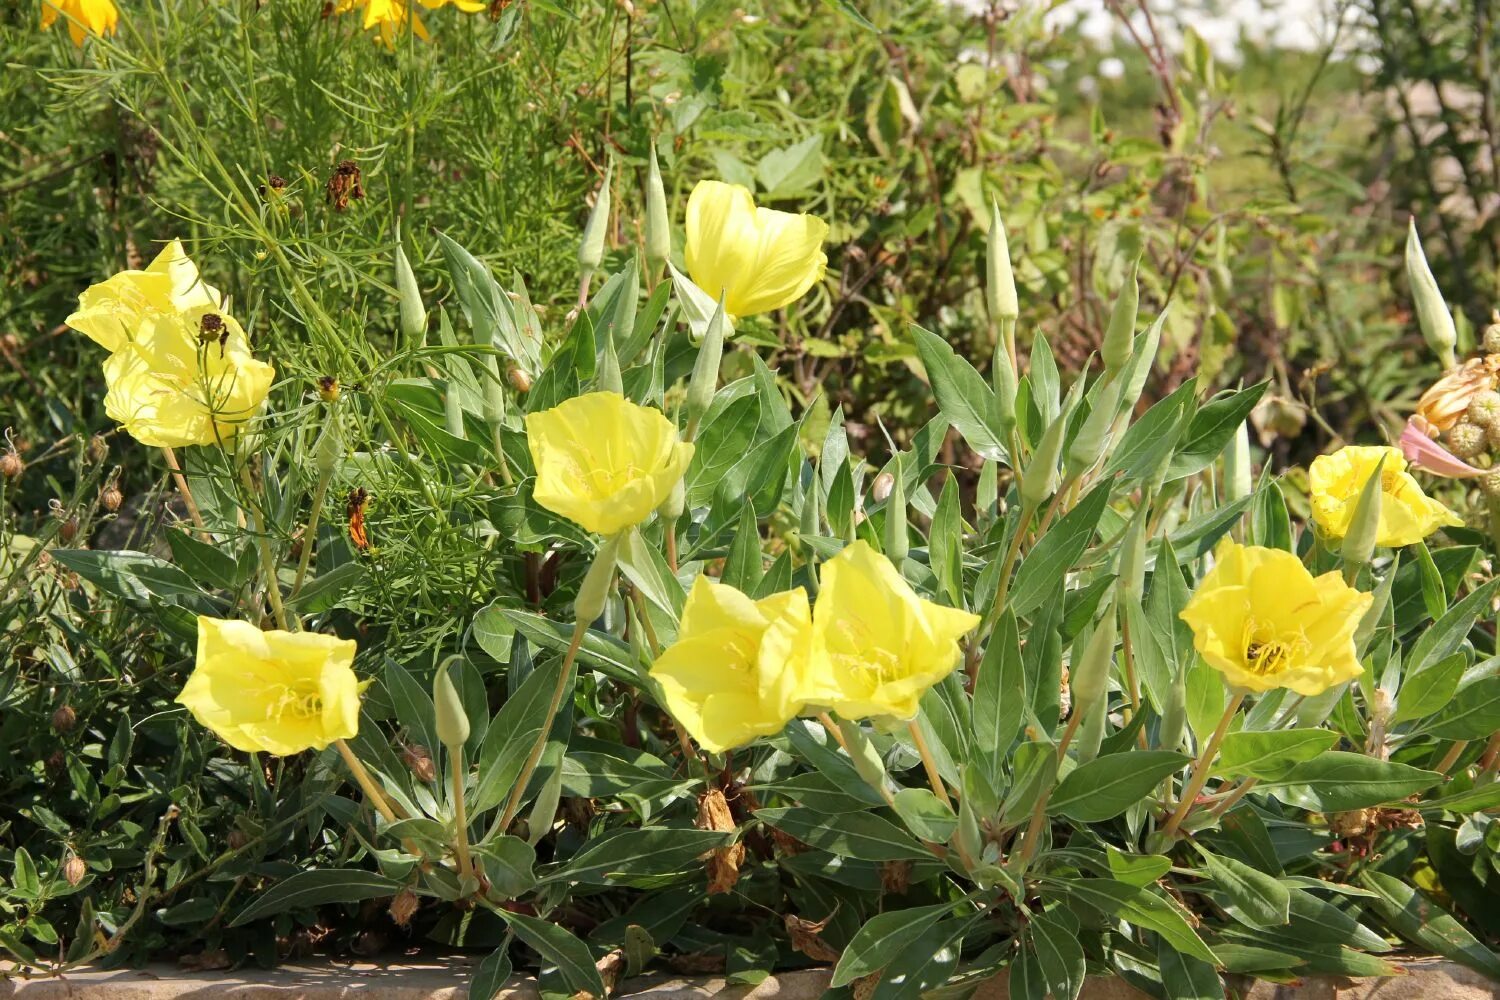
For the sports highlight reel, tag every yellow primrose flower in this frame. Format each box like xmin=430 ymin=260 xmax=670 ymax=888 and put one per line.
xmin=103 ymin=308 xmax=274 ymax=449
xmin=525 ymin=391 xmax=694 ymax=536
xmin=176 ymin=616 xmax=364 ymax=756
xmin=803 ymin=540 xmax=980 ymax=721
xmin=1180 ymin=541 xmax=1372 ymax=697
xmin=684 ymin=180 xmax=829 ymax=320
xmin=651 ymin=578 xmax=813 ymax=753
xmin=65 ymin=240 xmax=223 ymax=354
xmin=1308 ymin=445 xmax=1461 ymax=547
xmin=41 ymin=0 xmax=118 ymax=46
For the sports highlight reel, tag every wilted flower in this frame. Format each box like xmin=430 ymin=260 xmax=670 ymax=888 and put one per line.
xmin=524 ymin=391 xmax=693 ymax=536
xmin=1180 ymin=541 xmax=1371 ymax=696
xmin=651 ymin=578 xmax=813 ymax=753
xmin=685 ymin=181 xmax=828 ymax=321
xmin=801 ymin=541 xmax=980 ymax=721
xmin=1400 ymin=419 xmax=1486 ymax=479
xmin=40 ymin=0 xmax=117 ymax=46
xmin=1412 ymin=356 xmax=1500 ymax=436
xmin=1308 ymin=445 xmax=1461 ymax=547
xmin=176 ymin=617 xmax=365 ymax=756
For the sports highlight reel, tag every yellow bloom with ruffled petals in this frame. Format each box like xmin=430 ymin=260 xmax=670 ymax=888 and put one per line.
xmin=802 ymin=541 xmax=980 ymax=721
xmin=1180 ymin=541 xmax=1372 ymax=697
xmin=1308 ymin=445 xmax=1461 ymax=547
xmin=525 ymin=391 xmax=693 ymax=536
xmin=685 ymin=180 xmax=829 ymax=321
xmin=651 ymin=578 xmax=813 ymax=753
xmin=41 ymin=0 xmax=117 ymax=46
xmin=65 ymin=240 xmax=223 ymax=354
xmin=176 ymin=617 xmax=365 ymax=756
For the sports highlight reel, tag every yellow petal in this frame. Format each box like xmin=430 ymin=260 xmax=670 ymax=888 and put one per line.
xmin=684 ymin=180 xmax=828 ymax=319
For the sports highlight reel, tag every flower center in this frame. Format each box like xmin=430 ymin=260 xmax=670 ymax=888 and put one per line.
xmin=1240 ymin=617 xmax=1306 ymax=677
xmin=265 ymin=684 xmax=323 ymax=722
xmin=831 ymin=618 xmax=902 ymax=686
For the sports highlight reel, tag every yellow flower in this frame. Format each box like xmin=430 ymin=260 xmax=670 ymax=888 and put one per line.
xmin=418 ymin=0 xmax=487 ymax=9
xmin=803 ymin=540 xmax=980 ymax=721
xmin=1180 ymin=541 xmax=1372 ymax=697
xmin=176 ymin=617 xmax=364 ymax=756
xmin=41 ymin=0 xmax=117 ymax=46
xmin=525 ymin=391 xmax=694 ymax=536
xmin=65 ymin=240 xmax=223 ymax=354
xmin=334 ymin=0 xmax=430 ymax=46
xmin=651 ymin=578 xmax=813 ymax=753
xmin=103 ymin=308 xmax=274 ymax=448
xmin=1308 ymin=445 xmax=1461 ymax=547
xmin=684 ymin=180 xmax=828 ymax=320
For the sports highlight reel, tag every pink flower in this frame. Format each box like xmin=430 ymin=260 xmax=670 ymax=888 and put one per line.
xmin=1400 ymin=419 xmax=1486 ymax=478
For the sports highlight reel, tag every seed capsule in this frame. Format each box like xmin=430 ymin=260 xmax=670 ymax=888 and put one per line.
xmin=64 ymin=855 xmax=87 ymax=886
xmin=0 ymin=450 xmax=21 ymax=479
xmin=1469 ymin=390 xmax=1500 ymax=428
xmin=101 ymin=485 xmax=123 ymax=512
xmin=1445 ymin=421 xmax=1486 ymax=459
xmin=52 ymin=705 xmax=77 ymax=732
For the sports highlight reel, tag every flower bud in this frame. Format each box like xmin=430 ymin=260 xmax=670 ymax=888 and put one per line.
xmin=317 ymin=376 xmax=341 ymax=403
xmin=1069 ymin=598 xmax=1117 ymax=716
xmin=985 ymin=198 xmax=1018 ymax=323
xmin=1448 ymin=421 xmax=1486 ymax=458
xmin=395 ymin=238 xmax=426 ymax=351
xmin=1469 ymin=390 xmax=1500 ymax=428
xmin=992 ymin=340 xmax=1018 ymax=433
xmin=659 ymin=477 xmax=685 ymax=520
xmin=1116 ymin=504 xmax=1149 ymax=604
xmin=578 ymin=159 xmax=614 ymax=278
xmin=799 ymin=475 xmax=821 ymax=540
xmin=1075 ymin=696 xmax=1106 ymax=764
xmin=1064 ymin=375 xmax=1122 ymax=478
xmin=433 ymin=659 xmax=470 ymax=750
xmin=1159 ymin=669 xmax=1187 ymax=752
xmin=444 ymin=385 xmax=466 ymax=441
xmin=1406 ymin=218 xmax=1457 ymax=370
xmin=645 ymin=144 xmax=670 ymax=269
xmin=315 ymin=419 xmax=342 ymax=477
xmin=1222 ymin=421 xmax=1252 ymax=502
xmin=884 ymin=472 xmax=908 ymax=561
xmin=837 ymin=719 xmax=891 ymax=798
xmin=1340 ymin=453 xmax=1386 ymax=572
xmin=1100 ymin=260 xmax=1138 ymax=375
xmin=1483 ymin=319 xmax=1500 ymax=354
xmin=1020 ymin=384 xmax=1080 ymax=511
xmin=482 ymin=358 xmax=506 ymax=429
xmin=597 ymin=329 xmax=623 ymax=395
xmin=575 ymin=533 xmax=623 ymax=623
xmin=684 ymin=296 xmax=727 ymax=440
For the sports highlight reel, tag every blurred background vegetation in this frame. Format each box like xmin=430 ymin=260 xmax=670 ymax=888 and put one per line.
xmin=4 ymin=0 xmax=1499 ymax=968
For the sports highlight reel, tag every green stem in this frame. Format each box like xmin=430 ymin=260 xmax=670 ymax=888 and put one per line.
xmin=289 ymin=470 xmax=331 ymax=601
xmin=239 ymin=465 xmax=290 ymax=632
xmin=1162 ymin=691 xmax=1246 ymax=838
xmin=450 ymin=746 xmax=474 ymax=884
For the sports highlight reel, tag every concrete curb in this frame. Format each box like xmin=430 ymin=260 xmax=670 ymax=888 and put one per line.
xmin=0 ymin=958 xmax=1495 ymax=999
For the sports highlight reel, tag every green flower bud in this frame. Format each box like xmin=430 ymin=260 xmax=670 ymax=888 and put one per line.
xmin=1101 ymin=260 xmax=1138 ymax=374
xmin=575 ymin=533 xmax=623 ymax=623
xmin=1223 ymin=421 xmax=1252 ymax=502
xmin=659 ymin=477 xmax=685 ymax=520
xmin=1075 ymin=696 xmax=1106 ymax=764
xmin=885 ymin=472 xmax=908 ymax=561
xmin=986 ymin=197 xmax=1019 ymax=323
xmin=1021 ymin=378 xmax=1084 ymax=511
xmin=1116 ymin=503 xmax=1149 ymax=604
xmin=1446 ymin=421 xmax=1485 ymax=459
xmin=1406 ymin=218 xmax=1457 ymax=370
xmin=992 ymin=339 xmax=1018 ymax=433
xmin=482 ymin=357 xmax=505 ymax=428
xmin=1069 ymin=597 xmax=1117 ymax=716
xmin=444 ymin=383 xmax=467 ymax=441
xmin=1064 ymin=375 xmax=1122 ymax=478
xmin=837 ymin=719 xmax=892 ymax=798
xmin=1340 ymin=454 xmax=1386 ymax=571
xmin=578 ymin=159 xmax=614 ymax=278
xmin=1159 ymin=669 xmax=1187 ymax=752
xmin=800 ymin=474 xmax=821 ymax=540
xmin=395 ymin=237 xmax=426 ymax=351
xmin=597 ymin=328 xmax=623 ymax=395
xmin=433 ymin=659 xmax=470 ymax=750
xmin=645 ymin=144 xmax=670 ymax=269
xmin=314 ymin=417 xmax=342 ymax=477
xmin=684 ymin=296 xmax=727 ymax=440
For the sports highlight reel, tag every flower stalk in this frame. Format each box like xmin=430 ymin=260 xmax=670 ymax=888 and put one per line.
xmin=1161 ymin=691 xmax=1246 ymax=838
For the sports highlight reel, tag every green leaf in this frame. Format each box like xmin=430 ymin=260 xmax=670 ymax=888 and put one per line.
xmin=1407 ymin=579 xmax=1500 ymax=675
xmin=1424 ymin=676 xmax=1500 ymax=740
xmin=469 ymin=946 xmax=514 ymax=1000
xmin=1359 ymin=870 xmax=1500 ymax=981
xmin=910 ymin=324 xmax=1008 ymax=462
xmin=1030 ymin=910 xmax=1085 ymax=1000
xmin=1157 ymin=937 xmax=1222 ymax=1000
xmin=11 ymin=848 xmax=39 ymax=900
xmin=1048 ymin=878 xmax=1218 ymax=965
xmin=544 ymin=828 xmax=729 ymax=886
xmin=618 ymin=528 xmax=685 ymax=619
xmin=892 ymin=788 xmax=958 ymax=843
xmin=471 ymin=601 xmax=516 ymax=663
xmin=291 ymin=561 xmax=367 ymax=615
xmin=1166 ymin=382 xmax=1269 ymax=480
xmin=1048 ymin=751 xmax=1189 ymax=822
xmin=832 ymin=903 xmax=955 ymax=987
xmin=1392 ymin=653 xmax=1466 ymax=724
xmin=49 ymin=549 xmax=217 ymax=614
xmin=928 ymin=474 xmax=964 ymax=608
xmin=973 ymin=610 xmax=1025 ymax=767
xmin=165 ymin=529 xmax=244 ymax=590
xmin=1265 ymin=752 xmax=1441 ymax=811
xmin=472 ymin=654 xmax=575 ymax=814
xmin=499 ymin=910 xmax=606 ymax=998
xmin=1199 ymin=849 xmax=1290 ymax=929
xmin=1105 ymin=847 xmax=1171 ymax=888
xmin=1008 ymin=481 xmax=1112 ymax=617
xmin=229 ymin=870 xmax=400 ymax=927
xmin=1215 ymin=729 xmax=1339 ymax=781
xmin=720 ymin=502 xmax=764 ymax=593
xmin=1106 ymin=378 xmax=1196 ymax=480
xmin=382 ymin=658 xmax=438 ymax=764
xmin=869 ymin=920 xmax=967 ymax=1000
xmin=473 ymin=837 xmax=537 ymax=899
xmin=756 ymin=806 xmax=930 ymax=861
xmin=757 ymin=135 xmax=824 ymax=197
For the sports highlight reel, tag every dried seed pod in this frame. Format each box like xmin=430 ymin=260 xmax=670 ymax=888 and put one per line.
xmin=63 ymin=854 xmax=87 ymax=886
xmin=51 ymin=704 xmax=77 ymax=733
xmin=388 ymin=888 xmax=419 ymax=927
xmin=401 ymin=743 xmax=437 ymax=784
xmin=1446 ymin=421 xmax=1486 ymax=459
xmin=101 ymin=484 xmax=123 ymax=512
xmin=0 ymin=449 xmax=21 ymax=479
xmin=696 ymin=789 xmax=744 ymax=896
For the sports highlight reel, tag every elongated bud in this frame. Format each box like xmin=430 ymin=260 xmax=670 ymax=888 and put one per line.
xmin=800 ymin=474 xmax=821 ymax=539
xmin=885 ymin=472 xmax=908 ymax=561
xmin=1069 ymin=599 xmax=1117 ymax=716
xmin=1021 ymin=380 xmax=1082 ymax=510
xmin=986 ymin=198 xmax=1018 ymax=322
xmin=482 ymin=358 xmax=505 ymax=428
xmin=1075 ymin=696 xmax=1106 ymax=764
xmin=444 ymin=383 xmax=467 ymax=441
xmin=579 ymin=159 xmax=614 ymax=278
xmin=1064 ymin=375 xmax=1122 ymax=478
xmin=645 ymin=144 xmax=670 ymax=269
xmin=433 ymin=658 xmax=470 ymax=750
xmin=977 ymin=461 xmax=998 ymax=521
xmin=1341 ymin=454 xmax=1386 ymax=573
xmin=992 ymin=339 xmax=1018 ymax=432
xmin=598 ymin=328 xmax=623 ymax=395
xmin=1117 ymin=503 xmax=1149 ymax=603
xmin=1406 ymin=218 xmax=1457 ymax=370
xmin=395 ymin=238 xmax=426 ymax=351
xmin=1101 ymin=260 xmax=1138 ymax=374
xmin=1159 ymin=669 xmax=1187 ymax=752
xmin=575 ymin=533 xmax=623 ymax=623
xmin=315 ymin=418 xmax=342 ymax=476
xmin=837 ymin=719 xmax=891 ymax=798
xmin=659 ymin=477 xmax=685 ymax=520
xmin=1223 ymin=421 xmax=1252 ymax=502
xmin=684 ymin=296 xmax=727 ymax=440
